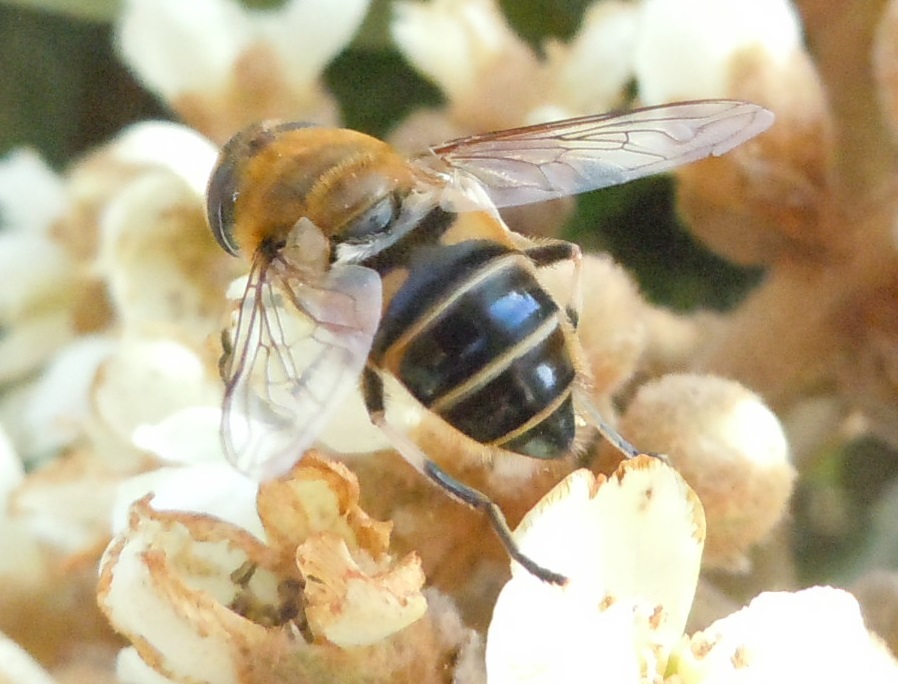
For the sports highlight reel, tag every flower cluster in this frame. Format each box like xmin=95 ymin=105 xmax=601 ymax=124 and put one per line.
xmin=2 ymin=0 xmax=898 ymax=682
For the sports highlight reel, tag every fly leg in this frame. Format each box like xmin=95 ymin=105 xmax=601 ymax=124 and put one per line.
xmin=573 ymin=388 xmax=642 ymax=459
xmin=362 ymin=366 xmax=567 ymax=585
xmin=522 ymin=240 xmax=582 ymax=329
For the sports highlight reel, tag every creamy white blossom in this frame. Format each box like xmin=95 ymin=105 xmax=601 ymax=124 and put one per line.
xmin=116 ymin=0 xmax=370 ymax=138
xmin=0 ymin=150 xmax=77 ymax=382
xmin=117 ymin=0 xmax=368 ymax=103
xmin=486 ymin=457 xmax=705 ymax=683
xmin=0 ymin=630 xmax=58 ymax=684
xmin=675 ymin=587 xmax=898 ymax=682
xmin=535 ymin=0 xmax=640 ymax=121
xmin=392 ymin=0 xmax=523 ymax=102
xmin=634 ymin=0 xmax=803 ymax=102
xmin=619 ymin=374 xmax=795 ymax=570
xmin=486 ymin=456 xmax=898 ymax=682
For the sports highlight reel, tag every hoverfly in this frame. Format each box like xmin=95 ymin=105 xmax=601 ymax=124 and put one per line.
xmin=206 ymin=100 xmax=774 ymax=584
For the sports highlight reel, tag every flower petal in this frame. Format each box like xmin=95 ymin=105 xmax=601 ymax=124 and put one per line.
xmin=392 ymin=0 xmax=523 ymax=100
xmin=541 ymin=0 xmax=639 ymax=116
xmin=96 ymin=170 xmax=235 ymax=342
xmin=23 ymin=335 xmax=116 ymax=456
xmin=0 ymin=232 xmax=74 ymax=324
xmin=98 ymin=499 xmax=284 ymax=684
xmin=116 ymin=646 xmax=179 ymax=684
xmin=92 ymin=336 xmax=221 ymax=446
xmin=0 ymin=148 xmax=67 ymax=235
xmin=117 ymin=0 xmax=252 ymax=100
xmin=260 ymin=0 xmax=371 ymax=89
xmin=108 ymin=121 xmax=219 ymax=198
xmin=516 ymin=457 xmax=704 ymax=639
xmin=257 ymin=453 xmax=391 ymax=559
xmin=619 ymin=374 xmax=794 ymax=571
xmin=634 ymin=0 xmax=802 ymax=103
xmin=0 ymin=630 xmax=58 ymax=684
xmin=111 ymin=464 xmax=263 ymax=540
xmin=675 ymin=587 xmax=898 ymax=681
xmin=0 ymin=311 xmax=75 ymax=386
xmin=486 ymin=457 xmax=705 ymax=681
xmin=297 ymin=533 xmax=426 ymax=647
xmin=487 ymin=581 xmax=642 ymax=684
xmin=132 ymin=406 xmax=224 ymax=466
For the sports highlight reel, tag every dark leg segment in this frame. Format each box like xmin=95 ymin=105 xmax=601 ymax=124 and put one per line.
xmin=523 ymin=241 xmax=582 ymax=329
xmin=423 ymin=460 xmax=567 ymax=585
xmin=362 ymin=366 xmax=567 ymax=585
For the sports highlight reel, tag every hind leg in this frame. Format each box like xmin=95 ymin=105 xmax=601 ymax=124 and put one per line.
xmin=362 ymin=366 xmax=567 ymax=585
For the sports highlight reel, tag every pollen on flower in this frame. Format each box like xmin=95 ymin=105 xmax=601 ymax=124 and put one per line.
xmin=731 ymin=644 xmax=751 ymax=669
xmin=599 ymin=594 xmax=616 ymax=611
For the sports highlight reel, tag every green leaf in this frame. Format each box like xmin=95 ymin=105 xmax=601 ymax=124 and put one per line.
xmin=0 ymin=0 xmax=120 ymax=22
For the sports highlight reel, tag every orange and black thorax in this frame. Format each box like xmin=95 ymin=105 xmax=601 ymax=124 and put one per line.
xmin=207 ymin=122 xmax=418 ymax=261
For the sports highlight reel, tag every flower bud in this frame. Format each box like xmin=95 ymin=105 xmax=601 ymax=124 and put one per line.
xmin=619 ymin=373 xmax=794 ymax=570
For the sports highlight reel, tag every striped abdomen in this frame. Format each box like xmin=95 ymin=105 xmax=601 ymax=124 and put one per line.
xmin=370 ymin=239 xmax=576 ymax=460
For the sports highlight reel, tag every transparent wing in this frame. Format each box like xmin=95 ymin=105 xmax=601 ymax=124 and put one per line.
xmin=221 ymin=256 xmax=382 ymax=481
xmin=424 ymin=99 xmax=774 ymax=208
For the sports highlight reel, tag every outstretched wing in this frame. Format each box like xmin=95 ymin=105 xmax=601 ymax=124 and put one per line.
xmin=220 ymin=255 xmax=382 ymax=481
xmin=424 ymin=99 xmax=774 ymax=208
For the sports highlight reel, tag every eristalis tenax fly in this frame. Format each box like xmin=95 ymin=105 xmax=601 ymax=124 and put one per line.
xmin=206 ymin=100 xmax=773 ymax=583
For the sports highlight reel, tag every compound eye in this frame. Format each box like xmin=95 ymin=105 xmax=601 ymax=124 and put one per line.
xmin=343 ymin=193 xmax=400 ymax=240
xmin=206 ymin=152 xmax=241 ymax=256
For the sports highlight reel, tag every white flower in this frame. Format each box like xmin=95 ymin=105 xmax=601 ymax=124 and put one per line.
xmin=677 ymin=587 xmax=898 ymax=682
xmin=486 ymin=456 xmax=898 ymax=682
xmin=536 ymin=0 xmax=641 ymax=121
xmin=98 ymin=454 xmax=428 ymax=683
xmin=22 ymin=335 xmax=117 ymax=457
xmin=0 ymin=148 xmax=67 ymax=236
xmin=0 ymin=150 xmax=77 ymax=383
xmin=106 ymin=120 xmax=220 ymax=198
xmin=117 ymin=0 xmax=254 ymax=102
xmin=116 ymin=0 xmax=371 ymax=139
xmin=260 ymin=0 xmax=372 ymax=94
xmin=0 ymin=629 xmax=58 ymax=684
xmin=97 ymin=336 xmax=261 ymax=539
xmin=91 ymin=121 xmax=238 ymax=344
xmin=392 ymin=0 xmax=525 ymax=103
xmin=118 ymin=0 xmax=370 ymax=102
xmin=634 ymin=0 xmax=803 ymax=103
xmin=391 ymin=0 xmax=641 ymax=137
xmin=486 ymin=456 xmax=705 ymax=683
xmin=118 ymin=406 xmax=264 ymax=540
